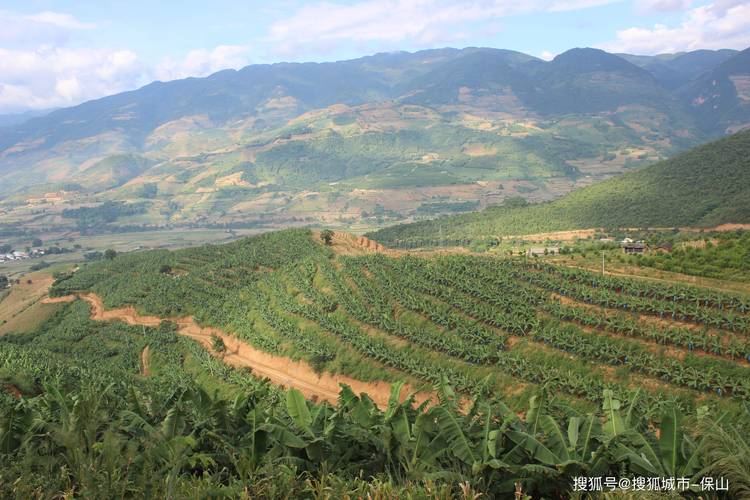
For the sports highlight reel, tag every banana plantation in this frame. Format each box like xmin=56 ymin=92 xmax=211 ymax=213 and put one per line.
xmin=3 ymin=229 xmax=750 ymax=498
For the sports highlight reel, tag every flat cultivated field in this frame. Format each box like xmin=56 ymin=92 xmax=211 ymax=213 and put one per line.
xmin=0 ymin=268 xmax=70 ymax=335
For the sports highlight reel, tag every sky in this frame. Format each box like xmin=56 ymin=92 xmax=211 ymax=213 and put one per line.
xmin=0 ymin=0 xmax=749 ymax=113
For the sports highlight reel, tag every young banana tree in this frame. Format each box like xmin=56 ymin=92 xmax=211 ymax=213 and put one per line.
xmin=610 ymin=402 xmax=716 ymax=482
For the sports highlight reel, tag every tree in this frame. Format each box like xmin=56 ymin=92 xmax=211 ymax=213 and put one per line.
xmin=320 ymin=230 xmax=334 ymax=246
xmin=32 ymin=238 xmax=43 ymax=247
xmin=104 ymin=249 xmax=117 ymax=260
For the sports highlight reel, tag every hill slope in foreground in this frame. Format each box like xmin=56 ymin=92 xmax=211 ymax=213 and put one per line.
xmin=2 ymin=228 xmax=749 ymax=496
xmin=369 ymin=128 xmax=750 ymax=246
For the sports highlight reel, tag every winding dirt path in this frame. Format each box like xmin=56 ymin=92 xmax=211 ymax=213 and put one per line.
xmin=74 ymin=293 xmax=432 ymax=410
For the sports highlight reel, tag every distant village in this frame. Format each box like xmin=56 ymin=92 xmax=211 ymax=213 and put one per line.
xmin=0 ymin=239 xmax=76 ymax=267
xmin=0 ymin=248 xmax=46 ymax=264
xmin=524 ymin=237 xmax=661 ymax=257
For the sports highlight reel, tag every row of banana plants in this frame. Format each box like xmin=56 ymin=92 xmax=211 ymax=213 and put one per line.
xmin=352 ymin=258 xmax=508 ymax=354
xmin=542 ymin=299 xmax=750 ymax=362
xmin=318 ymin=261 xmax=498 ymax=365
xmin=432 ymin=256 xmax=750 ymax=362
xmin=527 ymin=260 xmax=750 ymax=313
xmin=5 ymin=374 xmax=746 ymax=498
xmin=531 ymin=320 xmax=750 ymax=399
xmin=337 ymin=259 xmax=507 ymax=362
xmin=425 ymin=254 xmax=735 ymax=333
xmin=250 ymin=279 xmax=338 ymax=366
xmin=272 ymin=281 xmax=483 ymax=393
xmin=375 ymin=256 xmax=750 ymax=401
xmin=313 ymin=258 xmax=695 ymax=417
xmin=510 ymin=264 xmax=749 ymax=333
xmin=371 ymin=257 xmax=538 ymax=335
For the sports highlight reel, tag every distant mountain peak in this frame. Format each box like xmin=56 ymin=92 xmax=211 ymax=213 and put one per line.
xmin=551 ymin=48 xmax=647 ymax=76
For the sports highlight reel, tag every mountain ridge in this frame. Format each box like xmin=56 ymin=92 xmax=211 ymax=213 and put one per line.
xmin=0 ymin=45 xmax=747 ymax=233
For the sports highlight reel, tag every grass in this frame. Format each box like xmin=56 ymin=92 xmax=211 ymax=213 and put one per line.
xmin=0 ymin=266 xmax=72 ymax=335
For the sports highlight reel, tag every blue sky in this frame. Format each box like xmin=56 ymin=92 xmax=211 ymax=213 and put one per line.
xmin=1 ymin=0 xmax=748 ymax=112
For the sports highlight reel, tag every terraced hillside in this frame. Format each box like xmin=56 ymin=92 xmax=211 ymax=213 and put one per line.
xmin=3 ymin=228 xmax=750 ymax=496
xmin=45 ymin=229 xmax=750 ymax=414
xmin=2 ymin=47 xmax=748 ymax=234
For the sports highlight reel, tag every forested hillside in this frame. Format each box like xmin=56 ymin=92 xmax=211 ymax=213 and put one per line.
xmin=369 ymin=128 xmax=750 ymax=247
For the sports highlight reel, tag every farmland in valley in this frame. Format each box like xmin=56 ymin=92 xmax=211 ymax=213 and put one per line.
xmin=3 ymin=228 xmax=747 ymax=497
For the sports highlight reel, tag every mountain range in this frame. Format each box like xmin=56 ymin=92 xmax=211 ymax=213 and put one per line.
xmin=0 ymin=46 xmax=748 ymax=233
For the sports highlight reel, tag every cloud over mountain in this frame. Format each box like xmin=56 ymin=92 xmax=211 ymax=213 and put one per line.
xmin=603 ymin=0 xmax=750 ymax=53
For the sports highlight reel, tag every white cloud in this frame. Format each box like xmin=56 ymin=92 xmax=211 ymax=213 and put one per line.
xmin=267 ymin=0 xmax=617 ymax=56
xmin=0 ymin=47 xmax=146 ymax=112
xmin=0 ymin=10 xmax=95 ymax=48
xmin=0 ymin=43 xmax=253 ymax=113
xmin=155 ymin=45 xmax=251 ymax=81
xmin=634 ymin=0 xmax=692 ymax=14
xmin=0 ymin=9 xmax=252 ymax=113
xmin=24 ymin=11 xmax=97 ymax=30
xmin=540 ymin=50 xmax=556 ymax=60
xmin=602 ymin=0 xmax=750 ymax=54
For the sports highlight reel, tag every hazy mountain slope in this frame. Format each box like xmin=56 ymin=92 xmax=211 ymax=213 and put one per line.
xmin=368 ymin=129 xmax=750 ymax=246
xmin=525 ymin=48 xmax=682 ymax=115
xmin=0 ymin=46 xmax=745 ymax=232
xmin=0 ymin=109 xmax=55 ymax=128
xmin=679 ymin=48 xmax=750 ymax=134
xmin=621 ymin=49 xmax=738 ymax=89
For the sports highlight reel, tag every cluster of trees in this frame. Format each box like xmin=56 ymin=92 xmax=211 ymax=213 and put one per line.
xmin=635 ymin=232 xmax=750 ymax=281
xmin=61 ymin=201 xmax=148 ymax=231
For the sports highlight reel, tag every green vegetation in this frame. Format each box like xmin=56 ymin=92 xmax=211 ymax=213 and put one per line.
xmin=6 ymin=47 xmax=745 ymax=233
xmin=320 ymin=229 xmax=334 ymax=245
xmin=635 ymin=232 xmax=750 ymax=281
xmin=3 ymin=229 xmax=750 ymax=496
xmin=369 ymin=129 xmax=750 ymax=247
xmin=61 ymin=201 xmax=148 ymax=231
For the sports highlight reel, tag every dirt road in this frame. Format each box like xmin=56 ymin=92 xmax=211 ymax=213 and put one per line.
xmin=75 ymin=293 xmax=432 ymax=409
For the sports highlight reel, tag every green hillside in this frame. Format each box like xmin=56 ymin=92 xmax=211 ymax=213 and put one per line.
xmin=3 ymin=228 xmax=749 ymax=497
xmin=1 ymin=46 xmax=744 ymax=234
xmin=369 ymin=128 xmax=750 ymax=247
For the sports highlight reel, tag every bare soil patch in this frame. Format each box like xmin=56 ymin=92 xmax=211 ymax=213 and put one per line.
xmin=318 ymin=230 xmax=402 ymax=257
xmin=73 ymin=293 xmax=431 ymax=410
xmin=141 ymin=346 xmax=151 ymax=377
xmin=508 ymin=228 xmax=599 ymax=242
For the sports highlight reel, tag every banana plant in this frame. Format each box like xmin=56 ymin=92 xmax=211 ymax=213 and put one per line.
xmin=610 ymin=402 xmax=720 ymax=480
